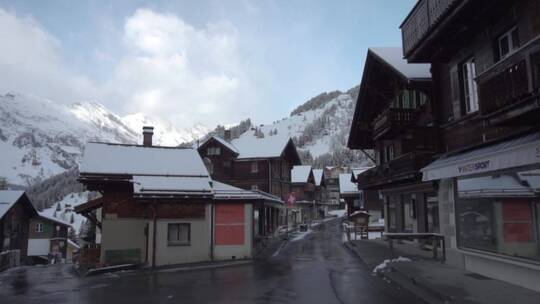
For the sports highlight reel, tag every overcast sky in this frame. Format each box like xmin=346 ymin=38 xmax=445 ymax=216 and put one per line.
xmin=0 ymin=0 xmax=415 ymax=129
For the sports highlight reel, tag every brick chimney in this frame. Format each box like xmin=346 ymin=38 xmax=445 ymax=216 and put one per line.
xmin=224 ymin=129 xmax=231 ymax=142
xmin=143 ymin=126 xmax=154 ymax=146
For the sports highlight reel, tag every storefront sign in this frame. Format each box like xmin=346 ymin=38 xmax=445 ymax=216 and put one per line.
xmin=457 ymin=160 xmax=491 ymax=174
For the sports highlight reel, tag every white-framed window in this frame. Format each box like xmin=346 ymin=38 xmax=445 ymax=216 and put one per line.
xmin=498 ymin=27 xmax=520 ymax=60
xmin=462 ymin=58 xmax=479 ymax=114
xmin=167 ymin=223 xmax=190 ymax=246
xmin=251 ymin=185 xmax=259 ymax=191
xmin=207 ymin=147 xmax=221 ymax=156
xmin=35 ymin=222 xmax=43 ymax=233
xmin=251 ymin=161 xmax=258 ymax=173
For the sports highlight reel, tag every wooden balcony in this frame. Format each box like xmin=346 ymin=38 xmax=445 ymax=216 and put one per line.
xmin=478 ymin=37 xmax=540 ymax=125
xmin=372 ymin=108 xmax=416 ymax=140
xmin=401 ymin=0 xmax=460 ymax=57
xmin=356 ymin=151 xmax=434 ymax=189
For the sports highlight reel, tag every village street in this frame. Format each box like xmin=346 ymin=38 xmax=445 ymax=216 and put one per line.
xmin=0 ymin=218 xmax=421 ymax=304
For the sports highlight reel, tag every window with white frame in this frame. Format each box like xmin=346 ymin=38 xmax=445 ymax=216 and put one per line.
xmin=35 ymin=222 xmax=43 ymax=233
xmin=167 ymin=223 xmax=190 ymax=246
xmin=207 ymin=147 xmax=221 ymax=156
xmin=251 ymin=161 xmax=258 ymax=173
xmin=462 ymin=58 xmax=479 ymax=114
xmin=498 ymin=27 xmax=520 ymax=60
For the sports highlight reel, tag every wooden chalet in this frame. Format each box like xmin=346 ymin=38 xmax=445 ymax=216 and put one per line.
xmin=338 ymin=174 xmax=360 ymax=218
xmin=312 ymin=169 xmax=328 ymax=218
xmin=27 ymin=214 xmax=71 ymax=264
xmin=290 ymin=165 xmax=316 ymax=223
xmin=197 ymin=129 xmax=301 ymax=229
xmin=348 ymin=47 xmax=440 ymax=234
xmin=400 ymin=0 xmax=540 ymax=291
xmin=75 ymin=127 xmax=284 ymax=268
xmin=323 ymin=166 xmax=348 ymax=209
xmin=0 ymin=191 xmax=38 ymax=268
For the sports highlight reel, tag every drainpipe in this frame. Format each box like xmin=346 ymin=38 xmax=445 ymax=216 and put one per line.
xmin=151 ymin=201 xmax=157 ymax=268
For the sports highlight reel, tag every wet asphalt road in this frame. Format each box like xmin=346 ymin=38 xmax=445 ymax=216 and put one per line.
xmin=0 ymin=219 xmax=423 ymax=304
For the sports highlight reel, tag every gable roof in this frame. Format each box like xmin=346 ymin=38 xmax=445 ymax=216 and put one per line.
xmin=339 ymin=174 xmax=359 ymax=195
xmin=231 ymin=132 xmax=299 ymax=161
xmin=0 ymin=190 xmax=38 ymax=219
xmin=199 ymin=136 xmax=239 ymax=155
xmin=369 ymin=47 xmax=431 ymax=80
xmin=38 ymin=213 xmax=71 ymax=227
xmin=291 ymin=165 xmax=313 ymax=184
xmin=351 ymin=167 xmax=373 ymax=183
xmin=80 ymin=142 xmax=209 ymax=177
xmin=312 ymin=169 xmax=325 ymax=186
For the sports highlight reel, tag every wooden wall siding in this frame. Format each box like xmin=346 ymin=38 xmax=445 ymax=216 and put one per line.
xmin=0 ymin=203 xmax=31 ymax=258
xmin=428 ymin=0 xmax=540 ymax=153
xmin=103 ymin=196 xmax=206 ymax=219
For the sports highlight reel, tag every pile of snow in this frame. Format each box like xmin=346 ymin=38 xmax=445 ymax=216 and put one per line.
xmin=372 ymin=256 xmax=412 ymax=274
xmin=328 ymin=209 xmax=347 ymax=217
xmin=40 ymin=191 xmax=93 ymax=235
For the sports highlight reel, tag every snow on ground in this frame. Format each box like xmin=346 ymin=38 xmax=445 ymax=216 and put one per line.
xmin=372 ymin=256 xmax=412 ymax=274
xmin=290 ymin=229 xmax=313 ymax=242
xmin=328 ymin=209 xmax=347 ymax=217
xmin=40 ymin=191 xmax=93 ymax=235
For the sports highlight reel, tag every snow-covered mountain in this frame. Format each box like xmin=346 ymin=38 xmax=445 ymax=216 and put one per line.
xmin=0 ymin=92 xmax=209 ymax=186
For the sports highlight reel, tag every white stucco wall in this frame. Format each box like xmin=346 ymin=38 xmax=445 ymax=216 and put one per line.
xmin=214 ymin=204 xmax=253 ymax=261
xmin=100 ymin=217 xmax=147 ymax=265
xmin=27 ymin=239 xmax=50 ymax=256
xmin=147 ymin=205 xmax=211 ymax=266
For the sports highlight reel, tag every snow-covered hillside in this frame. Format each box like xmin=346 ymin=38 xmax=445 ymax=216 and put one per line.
xmin=40 ymin=191 xmax=94 ymax=235
xmin=0 ymin=92 xmax=209 ymax=186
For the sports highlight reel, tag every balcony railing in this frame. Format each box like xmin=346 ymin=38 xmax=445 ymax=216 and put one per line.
xmin=477 ymin=37 xmax=540 ymax=116
xmin=357 ymin=151 xmax=434 ymax=189
xmin=372 ymin=108 xmax=416 ymax=140
xmin=401 ymin=0 xmax=460 ymax=56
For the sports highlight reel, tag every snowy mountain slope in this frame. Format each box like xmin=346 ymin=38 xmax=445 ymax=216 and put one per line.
xmin=0 ymin=92 xmax=208 ymax=186
xmin=40 ymin=191 xmax=94 ymax=235
xmin=236 ymin=87 xmax=359 ymax=158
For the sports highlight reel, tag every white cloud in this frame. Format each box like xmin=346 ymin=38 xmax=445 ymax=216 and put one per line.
xmin=0 ymin=8 xmax=257 ymax=129
xmin=0 ymin=8 xmax=97 ymax=104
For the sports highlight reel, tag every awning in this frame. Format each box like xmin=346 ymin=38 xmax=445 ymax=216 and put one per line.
xmin=457 ymin=174 xmax=535 ymax=198
xmin=422 ymin=132 xmax=540 ymax=181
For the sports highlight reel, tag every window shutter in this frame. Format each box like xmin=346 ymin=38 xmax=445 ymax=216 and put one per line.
xmin=449 ymin=65 xmax=462 ymax=119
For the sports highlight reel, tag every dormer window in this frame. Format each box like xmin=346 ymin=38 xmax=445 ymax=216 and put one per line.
xmin=498 ymin=27 xmax=520 ymax=60
xmin=207 ymin=147 xmax=221 ymax=156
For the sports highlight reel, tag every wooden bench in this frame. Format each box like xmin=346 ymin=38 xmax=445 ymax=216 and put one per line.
xmin=384 ymin=232 xmax=446 ymax=262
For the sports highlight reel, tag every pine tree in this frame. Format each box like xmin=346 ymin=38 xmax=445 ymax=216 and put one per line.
xmin=56 ymin=202 xmax=61 ymax=211
xmin=70 ymin=213 xmax=75 ymax=224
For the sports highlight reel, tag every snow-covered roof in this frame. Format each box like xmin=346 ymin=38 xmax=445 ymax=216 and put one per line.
xmin=369 ymin=47 xmax=431 ymax=80
xmin=38 ymin=212 xmax=71 ymax=227
xmin=0 ymin=190 xmax=25 ymax=219
xmin=351 ymin=167 xmax=373 ymax=182
xmin=133 ymin=175 xmax=213 ymax=197
xmin=80 ymin=142 xmax=209 ymax=177
xmin=458 ymin=174 xmax=538 ymax=198
xmin=231 ymin=132 xmax=293 ymax=159
xmin=201 ymin=136 xmax=239 ymax=154
xmin=67 ymin=239 xmax=80 ymax=249
xmin=291 ymin=165 xmax=312 ymax=184
xmin=339 ymin=174 xmax=359 ymax=195
xmin=213 ymin=181 xmax=283 ymax=204
xmin=350 ymin=210 xmax=370 ymax=217
xmin=313 ymin=169 xmax=324 ymax=186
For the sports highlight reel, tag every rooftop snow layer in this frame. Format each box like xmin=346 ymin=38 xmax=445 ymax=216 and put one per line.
xmin=80 ymin=142 xmax=209 ymax=177
xmin=133 ymin=175 xmax=213 ymax=195
xmin=370 ymin=47 xmax=431 ymax=79
xmin=313 ymin=169 xmax=324 ymax=186
xmin=291 ymin=165 xmax=312 ymax=183
xmin=339 ymin=174 xmax=359 ymax=194
xmin=231 ymin=131 xmax=291 ymax=159
xmin=0 ymin=190 xmax=25 ymax=219
xmin=207 ymin=136 xmax=239 ymax=154
xmin=213 ymin=181 xmax=282 ymax=203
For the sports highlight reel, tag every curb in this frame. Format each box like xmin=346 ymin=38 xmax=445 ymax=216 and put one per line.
xmin=343 ymin=240 xmax=452 ymax=304
xmin=155 ymin=260 xmax=253 ymax=273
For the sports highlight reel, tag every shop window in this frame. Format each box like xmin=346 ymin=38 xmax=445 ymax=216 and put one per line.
xmin=457 ymin=173 xmax=540 ymax=261
xmin=167 ymin=223 xmax=190 ymax=246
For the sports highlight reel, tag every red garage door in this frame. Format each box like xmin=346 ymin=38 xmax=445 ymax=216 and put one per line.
xmin=215 ymin=204 xmax=245 ymax=245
